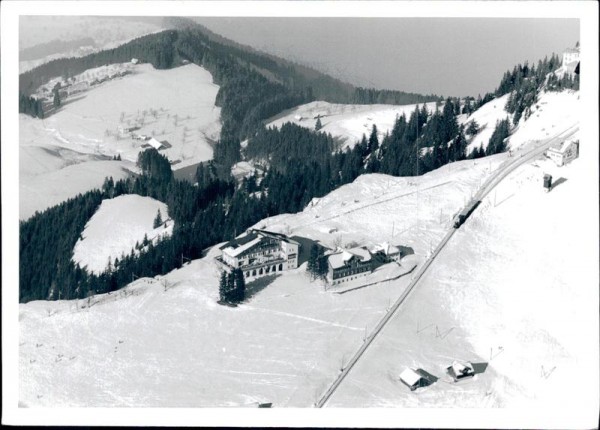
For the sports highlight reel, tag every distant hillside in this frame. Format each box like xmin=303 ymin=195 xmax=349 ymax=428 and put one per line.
xmin=164 ymin=17 xmax=440 ymax=105
xmin=19 ymin=22 xmax=440 ymax=170
xmin=20 ymin=20 xmax=439 ymax=109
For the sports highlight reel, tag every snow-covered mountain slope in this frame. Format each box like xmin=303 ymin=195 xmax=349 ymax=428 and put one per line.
xmin=507 ymin=90 xmax=580 ymax=148
xmin=19 ymin=63 xmax=221 ymax=219
xmin=18 ymin=82 xmax=588 ymax=409
xmin=329 ymin=150 xmax=597 ymax=413
xmin=263 ymin=100 xmax=438 ymax=150
xmin=19 ymin=155 xmax=502 ymax=407
xmin=19 ymin=17 xmax=164 ymax=73
xmin=461 ymin=90 xmax=580 ymax=154
xmin=19 ymin=159 xmax=134 ymax=221
xmin=459 ymin=94 xmax=511 ymax=153
xmin=254 ymin=156 xmax=505 ymax=257
xmin=72 ymin=195 xmax=173 ymax=274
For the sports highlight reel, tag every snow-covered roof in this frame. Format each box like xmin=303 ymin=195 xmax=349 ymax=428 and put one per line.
xmin=222 ymin=237 xmax=262 ymax=258
xmin=564 ymin=47 xmax=580 ymax=54
xmin=220 ymin=229 xmax=297 ymax=258
xmin=399 ymin=368 xmax=422 ymax=386
xmin=449 ymin=361 xmax=474 ymax=375
xmin=548 ymin=139 xmax=577 ymax=155
xmin=148 ymin=138 xmax=163 ymax=150
xmin=252 ymin=229 xmax=299 ymax=246
xmin=373 ymin=242 xmax=400 ymax=255
xmin=328 ymin=247 xmax=371 ymax=269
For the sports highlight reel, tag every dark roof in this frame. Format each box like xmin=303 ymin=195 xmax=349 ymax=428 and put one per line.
xmin=219 ymin=231 xmax=259 ymax=250
xmin=251 ymin=229 xmax=299 ymax=245
xmin=219 ymin=228 xmax=298 ymax=251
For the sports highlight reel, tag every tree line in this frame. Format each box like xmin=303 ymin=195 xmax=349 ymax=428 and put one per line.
xmin=20 ymin=95 xmax=513 ymax=303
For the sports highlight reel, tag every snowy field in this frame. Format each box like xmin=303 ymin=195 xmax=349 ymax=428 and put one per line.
xmin=19 ymin=63 xmax=221 ymax=219
xmin=19 ymin=155 xmax=503 ymax=407
xmin=19 ymin=16 xmax=163 ymax=73
xmin=263 ymin=100 xmax=438 ymax=150
xmin=72 ymin=195 xmax=173 ymax=274
xmin=20 ymin=159 xmax=134 ymax=221
xmin=328 ymin=152 xmax=598 ymax=413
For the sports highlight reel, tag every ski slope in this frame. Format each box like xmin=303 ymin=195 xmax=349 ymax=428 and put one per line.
xmin=72 ymin=195 xmax=173 ymax=274
xmin=264 ymin=100 xmax=438 ymax=150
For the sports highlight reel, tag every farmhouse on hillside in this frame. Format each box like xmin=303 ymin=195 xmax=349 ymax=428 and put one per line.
xmin=118 ymin=125 xmax=140 ymax=135
xmin=399 ymin=368 xmax=432 ymax=391
xmin=66 ymin=81 xmax=89 ymax=96
xmin=216 ymin=229 xmax=300 ymax=280
xmin=546 ymin=139 xmax=579 ymax=166
xmin=327 ymin=247 xmax=374 ymax=285
xmin=446 ymin=361 xmax=475 ymax=382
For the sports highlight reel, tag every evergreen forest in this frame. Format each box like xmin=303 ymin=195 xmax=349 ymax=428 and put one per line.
xmin=18 ymin=23 xmax=577 ymax=303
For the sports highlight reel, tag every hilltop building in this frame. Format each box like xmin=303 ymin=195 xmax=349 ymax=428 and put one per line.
xmin=216 ymin=229 xmax=300 ymax=280
xmin=546 ymin=139 xmax=579 ymax=167
xmin=562 ymin=46 xmax=580 ymax=77
xmin=562 ymin=47 xmax=580 ymax=67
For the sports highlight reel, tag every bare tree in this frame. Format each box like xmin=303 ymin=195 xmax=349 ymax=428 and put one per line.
xmin=332 ymin=235 xmax=343 ymax=249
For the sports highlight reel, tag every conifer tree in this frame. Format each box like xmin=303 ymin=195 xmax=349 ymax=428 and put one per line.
xmin=307 ymin=244 xmax=319 ymax=280
xmin=232 ymin=268 xmax=245 ymax=302
xmin=317 ymin=251 xmax=329 ymax=280
xmin=315 ymin=117 xmax=323 ymax=131
xmin=53 ymin=89 xmax=61 ymax=108
xmin=153 ymin=209 xmax=163 ymax=228
xmin=367 ymin=124 xmax=379 ymax=154
xmin=218 ymin=271 xmax=229 ymax=302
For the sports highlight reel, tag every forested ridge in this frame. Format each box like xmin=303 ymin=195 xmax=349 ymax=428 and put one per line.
xmin=19 ymin=26 xmax=575 ymax=302
xmin=20 ymin=98 xmax=505 ymax=303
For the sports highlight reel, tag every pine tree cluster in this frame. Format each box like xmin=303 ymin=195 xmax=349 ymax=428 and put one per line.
xmin=219 ymin=269 xmax=245 ymax=304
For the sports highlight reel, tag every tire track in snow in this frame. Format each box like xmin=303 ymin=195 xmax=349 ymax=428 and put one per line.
xmin=240 ymin=305 xmax=363 ymax=331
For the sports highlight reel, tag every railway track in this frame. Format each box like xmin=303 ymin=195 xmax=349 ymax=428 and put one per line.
xmin=314 ymin=125 xmax=579 ymax=408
